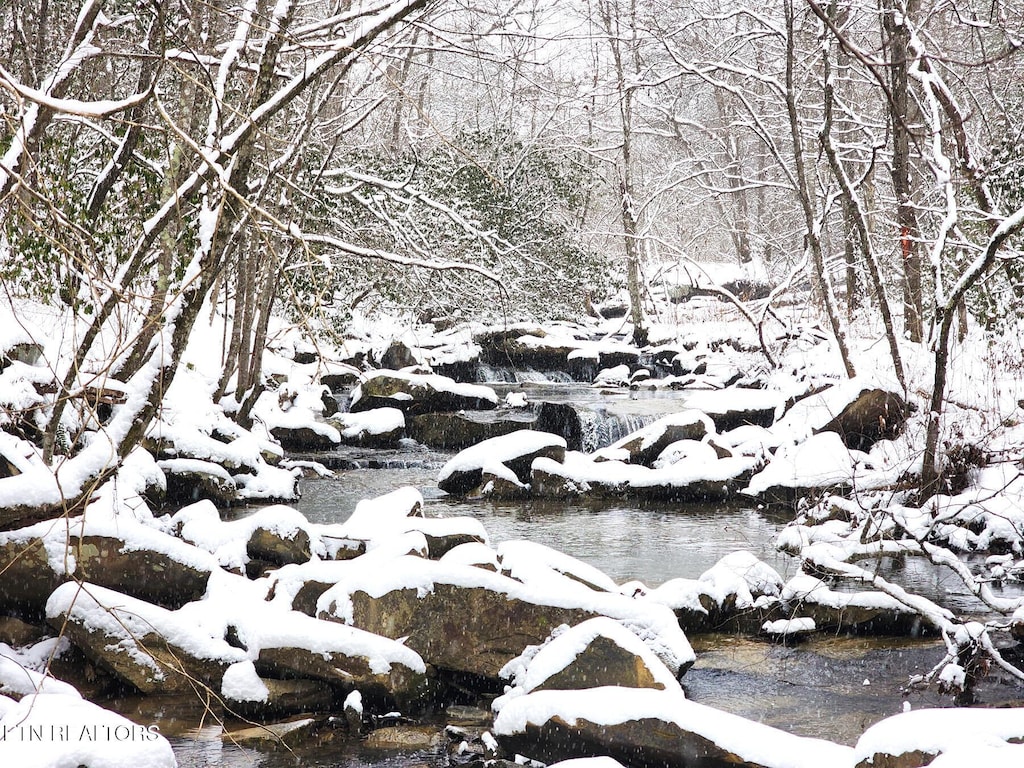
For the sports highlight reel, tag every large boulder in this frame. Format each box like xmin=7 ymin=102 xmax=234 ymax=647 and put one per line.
xmin=221 ymin=660 xmax=336 ymax=718
xmin=0 ymin=518 xmax=217 ymax=618
xmin=45 ymin=582 xmax=246 ymax=694
xmin=173 ymin=501 xmax=324 ymax=574
xmin=780 ymin=574 xmax=921 ymax=635
xmin=326 ymin=408 xmax=405 ymax=447
xmin=742 ymin=432 xmax=870 ymax=502
xmin=492 ymin=687 xmax=853 ymax=768
xmin=350 ymin=371 xmax=498 ymax=415
xmin=249 ymin=611 xmax=431 ymax=710
xmin=498 ymin=618 xmax=681 ymax=696
xmin=409 ymin=410 xmax=536 ymax=450
xmin=853 ymin=707 xmax=1024 ymax=768
xmin=818 ymin=388 xmax=909 ymax=451
xmin=316 ymin=556 xmax=694 ymax=682
xmin=438 ymin=430 xmax=567 ymax=495
xmin=774 ymin=380 xmax=907 ymax=450
xmin=529 ymin=452 xmax=759 ymax=504
xmin=159 ymin=458 xmax=239 ymax=506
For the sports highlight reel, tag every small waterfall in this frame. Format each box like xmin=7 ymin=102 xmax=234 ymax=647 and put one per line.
xmin=582 ymin=410 xmax=658 ymax=453
xmin=475 ymin=363 xmax=575 ymax=384
xmin=536 ymin=401 xmax=659 ymax=453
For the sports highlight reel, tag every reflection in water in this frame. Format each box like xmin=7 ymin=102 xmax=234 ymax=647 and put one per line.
xmin=296 ymin=466 xmax=798 ymax=587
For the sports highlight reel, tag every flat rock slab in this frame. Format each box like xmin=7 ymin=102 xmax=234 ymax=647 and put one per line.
xmin=493 ymin=687 xmax=853 ymax=768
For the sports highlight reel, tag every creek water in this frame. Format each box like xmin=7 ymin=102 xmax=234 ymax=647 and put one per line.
xmin=156 ymin=383 xmax=1021 ymax=766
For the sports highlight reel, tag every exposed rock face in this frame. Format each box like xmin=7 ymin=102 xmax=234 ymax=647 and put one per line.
xmin=254 ymin=646 xmax=429 ymax=710
xmin=270 ymin=425 xmax=339 ymax=451
xmin=333 ymin=581 xmax=596 ymax=680
xmin=364 ymin=725 xmax=444 ymax=751
xmin=0 ymin=532 xmax=213 ymax=618
xmin=159 ymin=458 xmax=239 ymax=506
xmin=351 ymin=371 xmax=498 ymax=416
xmin=818 ymin=388 xmax=909 ymax=451
xmin=250 ymin=612 xmax=431 ymax=710
xmin=409 ymin=410 xmax=536 ymax=450
xmin=503 ymin=618 xmax=679 ymax=695
xmin=223 ymin=669 xmax=336 ymax=718
xmin=380 ymin=341 xmax=420 ymax=370
xmin=0 ymin=538 xmax=66 ymax=618
xmin=224 ymin=717 xmax=329 ymax=750
xmin=247 ymin=525 xmax=312 ymax=566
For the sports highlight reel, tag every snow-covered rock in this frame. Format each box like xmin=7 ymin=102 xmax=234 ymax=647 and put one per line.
xmin=492 ymin=686 xmax=853 ymax=768
xmin=351 ymin=370 xmax=498 ymax=414
xmin=438 ymin=430 xmax=567 ymax=495
xmin=316 ymin=555 xmax=694 ymax=681
xmin=45 ymin=582 xmax=247 ymax=694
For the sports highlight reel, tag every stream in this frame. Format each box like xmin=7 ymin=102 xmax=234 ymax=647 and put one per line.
xmin=149 ymin=382 xmax=1020 ymax=766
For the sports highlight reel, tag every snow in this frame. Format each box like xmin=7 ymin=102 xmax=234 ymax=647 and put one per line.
xmin=221 ymin=660 xmax=269 ymax=703
xmin=244 ymin=609 xmax=426 ymax=676
xmin=351 ymin=370 xmax=499 ymax=409
xmin=762 ymin=617 xmax=815 ymax=635
xmin=699 ymin=550 xmax=783 ymax=609
xmin=854 ymin=707 xmax=1024 ymax=765
xmin=330 ymin=407 xmax=405 ymax=438
xmin=497 ymin=540 xmax=619 ymax=593
xmin=172 ymin=500 xmax=324 ymax=569
xmin=344 ymin=689 xmax=363 ymax=715
xmin=743 ymin=431 xmax=870 ymax=495
xmin=0 ymin=645 xmax=80 ymax=699
xmin=492 ymin=687 xmax=853 ymax=768
xmin=781 ymin=573 xmax=913 ymax=613
xmin=532 ymin=450 xmax=759 ymax=495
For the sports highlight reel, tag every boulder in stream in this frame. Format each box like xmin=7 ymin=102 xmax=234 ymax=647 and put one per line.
xmin=492 ymin=686 xmax=853 ymax=768
xmin=326 ymin=407 xmax=405 ymax=447
xmin=409 ymin=409 xmax=537 ymax=449
xmin=498 ymin=617 xmax=681 ymax=695
xmin=438 ymin=430 xmax=567 ymax=495
xmin=45 ymin=582 xmax=246 ymax=694
xmin=0 ymin=517 xmax=217 ymax=618
xmin=159 ymin=458 xmax=239 ymax=506
xmin=316 ymin=555 xmax=694 ymax=683
xmin=350 ymin=370 xmax=498 ymax=415
xmin=853 ymin=707 xmax=1024 ymax=768
xmin=592 ymin=411 xmax=714 ymax=467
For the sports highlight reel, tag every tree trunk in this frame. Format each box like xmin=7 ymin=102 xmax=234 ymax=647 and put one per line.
xmin=881 ymin=0 xmax=924 ymax=342
xmin=784 ymin=0 xmax=855 ymax=379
